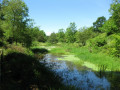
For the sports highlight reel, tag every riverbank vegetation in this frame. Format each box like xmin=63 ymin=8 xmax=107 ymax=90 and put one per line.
xmin=49 ymin=43 xmax=120 ymax=71
xmin=1 ymin=0 xmax=120 ymax=89
xmin=46 ymin=0 xmax=120 ymax=71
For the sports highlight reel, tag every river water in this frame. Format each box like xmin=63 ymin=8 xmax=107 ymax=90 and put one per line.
xmin=42 ymin=54 xmax=120 ymax=90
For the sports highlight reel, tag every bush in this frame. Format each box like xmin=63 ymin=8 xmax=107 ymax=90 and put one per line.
xmin=106 ymin=34 xmax=120 ymax=57
xmin=31 ymin=48 xmax=48 ymax=54
xmin=87 ymin=33 xmax=107 ymax=48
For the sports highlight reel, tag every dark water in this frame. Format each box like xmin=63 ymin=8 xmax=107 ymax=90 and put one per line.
xmin=42 ymin=54 xmax=120 ymax=90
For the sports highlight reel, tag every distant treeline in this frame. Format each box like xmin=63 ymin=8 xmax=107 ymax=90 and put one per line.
xmin=48 ymin=0 xmax=120 ymax=57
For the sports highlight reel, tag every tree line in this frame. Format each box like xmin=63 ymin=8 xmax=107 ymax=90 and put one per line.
xmin=48 ymin=0 xmax=120 ymax=57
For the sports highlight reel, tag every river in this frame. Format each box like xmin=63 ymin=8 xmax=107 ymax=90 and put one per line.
xmin=41 ymin=54 xmax=120 ymax=90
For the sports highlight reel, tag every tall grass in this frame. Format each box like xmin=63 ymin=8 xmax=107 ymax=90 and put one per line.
xmin=50 ymin=47 xmax=69 ymax=55
xmin=50 ymin=43 xmax=120 ymax=71
xmin=69 ymin=46 xmax=120 ymax=71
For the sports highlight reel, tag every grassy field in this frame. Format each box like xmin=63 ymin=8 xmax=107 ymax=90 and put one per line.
xmin=49 ymin=43 xmax=120 ymax=71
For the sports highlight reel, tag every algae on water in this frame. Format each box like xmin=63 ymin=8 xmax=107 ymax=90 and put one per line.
xmin=57 ymin=54 xmax=98 ymax=71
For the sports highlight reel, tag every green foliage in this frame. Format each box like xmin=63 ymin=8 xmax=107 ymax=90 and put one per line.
xmin=106 ymin=34 xmax=120 ymax=57
xmin=2 ymin=0 xmax=28 ymax=42
xmin=0 ymin=0 xmax=46 ymax=48
xmin=52 ymin=43 xmax=120 ymax=71
xmin=32 ymin=41 xmax=40 ymax=47
xmin=87 ymin=33 xmax=107 ymax=51
xmin=87 ymin=33 xmax=120 ymax=57
xmin=100 ymin=18 xmax=118 ymax=35
xmin=31 ymin=48 xmax=48 ymax=54
xmin=75 ymin=27 xmax=96 ymax=46
xmin=65 ymin=22 xmax=77 ymax=43
xmin=0 ymin=28 xmax=4 ymax=38
xmin=57 ymin=28 xmax=65 ymax=42
xmin=109 ymin=0 xmax=120 ymax=30
xmin=31 ymin=27 xmax=46 ymax=42
xmin=1 ymin=52 xmax=63 ymax=89
xmin=48 ymin=32 xmax=58 ymax=44
xmin=93 ymin=16 xmax=106 ymax=32
xmin=4 ymin=44 xmax=33 ymax=56
xmin=38 ymin=30 xmax=47 ymax=42
xmin=50 ymin=47 xmax=69 ymax=55
xmin=31 ymin=26 xmax=40 ymax=41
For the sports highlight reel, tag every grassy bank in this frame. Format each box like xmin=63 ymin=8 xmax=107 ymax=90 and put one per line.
xmin=49 ymin=43 xmax=120 ymax=71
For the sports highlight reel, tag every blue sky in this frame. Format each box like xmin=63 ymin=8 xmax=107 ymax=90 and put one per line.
xmin=24 ymin=0 xmax=112 ymax=35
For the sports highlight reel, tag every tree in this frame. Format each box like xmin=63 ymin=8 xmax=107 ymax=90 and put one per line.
xmin=100 ymin=0 xmax=120 ymax=35
xmin=31 ymin=27 xmax=40 ymax=41
xmin=2 ymin=0 xmax=29 ymax=44
xmin=0 ymin=4 xmax=3 ymax=38
xmin=57 ymin=28 xmax=65 ymax=42
xmin=65 ymin=22 xmax=77 ymax=43
xmin=75 ymin=27 xmax=95 ymax=46
xmin=48 ymin=32 xmax=58 ymax=43
xmin=93 ymin=16 xmax=106 ymax=32
xmin=21 ymin=27 xmax=33 ymax=48
xmin=109 ymin=0 xmax=120 ymax=31
xmin=38 ymin=30 xmax=46 ymax=42
xmin=0 ymin=2 xmax=5 ymax=46
xmin=29 ymin=27 xmax=46 ymax=42
xmin=100 ymin=17 xmax=118 ymax=35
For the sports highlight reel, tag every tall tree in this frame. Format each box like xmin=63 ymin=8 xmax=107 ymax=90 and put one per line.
xmin=75 ymin=27 xmax=95 ymax=46
xmin=57 ymin=28 xmax=65 ymax=42
xmin=65 ymin=22 xmax=77 ymax=43
xmin=2 ymin=0 xmax=29 ymax=44
xmin=100 ymin=17 xmax=118 ymax=35
xmin=38 ymin=30 xmax=46 ymax=42
xmin=109 ymin=0 xmax=120 ymax=31
xmin=93 ymin=16 xmax=106 ymax=32
xmin=0 ymin=2 xmax=5 ymax=44
xmin=31 ymin=27 xmax=40 ymax=41
xmin=48 ymin=32 xmax=58 ymax=43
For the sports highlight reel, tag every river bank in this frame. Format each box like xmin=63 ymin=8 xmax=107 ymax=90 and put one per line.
xmin=42 ymin=53 xmax=111 ymax=89
xmin=40 ymin=43 xmax=120 ymax=71
xmin=31 ymin=42 xmax=120 ymax=89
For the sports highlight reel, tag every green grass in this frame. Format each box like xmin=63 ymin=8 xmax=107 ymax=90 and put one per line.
xmin=69 ymin=47 xmax=120 ymax=71
xmin=49 ymin=43 xmax=120 ymax=71
xmin=50 ymin=47 xmax=69 ymax=55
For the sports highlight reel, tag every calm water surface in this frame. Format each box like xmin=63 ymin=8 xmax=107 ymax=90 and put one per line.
xmin=42 ymin=54 xmax=120 ymax=90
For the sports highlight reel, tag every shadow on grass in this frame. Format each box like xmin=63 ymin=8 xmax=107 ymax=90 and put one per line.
xmin=31 ymin=48 xmax=49 ymax=54
xmin=0 ymin=52 xmax=64 ymax=90
xmin=31 ymin=48 xmax=49 ymax=60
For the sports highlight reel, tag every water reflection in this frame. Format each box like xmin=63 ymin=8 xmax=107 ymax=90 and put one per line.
xmin=43 ymin=54 xmax=110 ymax=89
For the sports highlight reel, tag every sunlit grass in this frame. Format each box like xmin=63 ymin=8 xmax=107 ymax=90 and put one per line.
xmin=70 ymin=47 xmax=120 ymax=71
xmin=49 ymin=43 xmax=120 ymax=71
xmin=50 ymin=47 xmax=69 ymax=55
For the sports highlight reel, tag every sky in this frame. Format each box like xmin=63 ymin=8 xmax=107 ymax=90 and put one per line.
xmin=24 ymin=0 xmax=112 ymax=35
